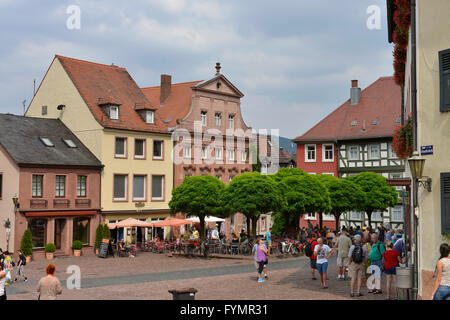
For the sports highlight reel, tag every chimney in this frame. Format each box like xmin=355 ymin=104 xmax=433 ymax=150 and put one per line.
xmin=215 ymin=62 xmax=221 ymax=76
xmin=350 ymin=79 xmax=361 ymax=105
xmin=160 ymin=74 xmax=172 ymax=104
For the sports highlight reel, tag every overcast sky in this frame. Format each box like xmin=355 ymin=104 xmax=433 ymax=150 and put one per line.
xmin=0 ymin=0 xmax=394 ymax=139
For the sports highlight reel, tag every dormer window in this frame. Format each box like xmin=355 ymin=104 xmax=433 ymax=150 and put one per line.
xmin=40 ymin=137 xmax=54 ymax=147
xmin=110 ymin=106 xmax=119 ymax=120
xmin=146 ymin=110 xmax=155 ymax=124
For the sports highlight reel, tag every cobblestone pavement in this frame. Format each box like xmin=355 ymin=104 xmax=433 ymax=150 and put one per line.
xmin=6 ymin=252 xmax=391 ymax=300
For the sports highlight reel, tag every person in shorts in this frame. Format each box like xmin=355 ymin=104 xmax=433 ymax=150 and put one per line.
xmin=382 ymin=241 xmax=401 ymax=300
xmin=308 ymin=234 xmax=318 ymax=280
xmin=265 ymin=228 xmax=272 ymax=255
xmin=313 ymin=237 xmax=332 ymax=289
xmin=332 ymin=229 xmax=352 ymax=280
xmin=14 ymin=250 xmax=28 ymax=283
xmin=347 ymin=234 xmax=368 ymax=297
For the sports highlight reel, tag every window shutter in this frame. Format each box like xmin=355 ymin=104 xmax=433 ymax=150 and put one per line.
xmin=441 ymin=172 xmax=450 ymax=235
xmin=439 ymin=49 xmax=450 ymax=112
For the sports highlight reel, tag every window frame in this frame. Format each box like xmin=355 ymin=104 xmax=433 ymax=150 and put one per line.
xmin=228 ymin=114 xmax=235 ymax=129
xmin=304 ymin=144 xmax=316 ymax=162
xmin=322 ymin=144 xmax=334 ymax=162
xmin=152 ymin=140 xmax=164 ymax=160
xmin=109 ymin=105 xmax=119 ymax=120
xmin=134 ymin=138 xmax=146 ymax=160
xmin=215 ymin=112 xmax=221 ymax=127
xmin=146 ymin=110 xmax=155 ymax=124
xmin=347 ymin=145 xmax=359 ymax=161
xmin=114 ymin=137 xmax=128 ymax=159
xmin=55 ymin=175 xmax=66 ymax=198
xmin=184 ymin=145 xmax=192 ymax=159
xmin=228 ymin=149 xmax=234 ymax=162
xmin=151 ymin=175 xmax=165 ymax=202
xmin=32 ymin=174 xmax=44 ymax=198
xmin=132 ymin=175 xmax=147 ymax=202
xmin=200 ymin=111 xmax=207 ymax=126
xmin=368 ymin=144 xmax=381 ymax=160
xmin=215 ymin=147 xmax=222 ymax=161
xmin=113 ymin=174 xmax=128 ymax=202
xmin=77 ymin=175 xmax=87 ymax=198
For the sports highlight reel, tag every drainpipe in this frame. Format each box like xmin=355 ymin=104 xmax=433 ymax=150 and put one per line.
xmin=410 ymin=0 xmax=419 ymax=299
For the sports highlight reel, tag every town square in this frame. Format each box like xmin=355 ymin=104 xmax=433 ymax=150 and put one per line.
xmin=0 ymin=0 xmax=449 ymax=304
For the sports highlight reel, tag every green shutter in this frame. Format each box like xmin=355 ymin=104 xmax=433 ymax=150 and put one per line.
xmin=439 ymin=49 xmax=450 ymax=112
xmin=441 ymin=172 xmax=450 ymax=235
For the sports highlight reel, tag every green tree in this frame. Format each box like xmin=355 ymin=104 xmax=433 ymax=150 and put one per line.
xmin=221 ymin=172 xmax=283 ymax=240
xmin=346 ymin=172 xmax=398 ymax=227
xmin=169 ymin=175 xmax=225 ymax=242
xmin=316 ymin=174 xmax=365 ymax=231
xmin=277 ymin=174 xmax=331 ymax=236
xmin=270 ymin=167 xmax=307 ymax=183
xmin=103 ymin=224 xmax=111 ymax=239
xmin=94 ymin=224 xmax=103 ymax=249
xmin=20 ymin=229 xmax=33 ymax=257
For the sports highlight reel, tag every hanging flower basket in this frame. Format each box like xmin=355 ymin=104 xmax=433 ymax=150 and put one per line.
xmin=392 ymin=116 xmax=413 ymax=159
xmin=391 ymin=0 xmax=411 ymax=86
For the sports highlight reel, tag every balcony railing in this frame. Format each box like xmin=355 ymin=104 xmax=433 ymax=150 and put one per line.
xmin=30 ymin=199 xmax=48 ymax=209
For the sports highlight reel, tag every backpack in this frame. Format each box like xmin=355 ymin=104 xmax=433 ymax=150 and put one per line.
xmin=352 ymin=244 xmax=364 ymax=263
xmin=304 ymin=240 xmax=313 ymax=257
xmin=20 ymin=254 xmax=26 ymax=266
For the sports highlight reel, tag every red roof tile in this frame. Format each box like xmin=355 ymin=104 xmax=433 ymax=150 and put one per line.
xmin=293 ymin=77 xmax=401 ymax=142
xmin=56 ymin=55 xmax=169 ymax=134
xmin=141 ymin=80 xmax=203 ymax=128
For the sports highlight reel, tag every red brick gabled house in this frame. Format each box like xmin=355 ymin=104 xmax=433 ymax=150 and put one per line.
xmin=293 ymin=77 xmax=404 ymax=230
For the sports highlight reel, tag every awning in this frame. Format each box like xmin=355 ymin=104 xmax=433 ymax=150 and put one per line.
xmin=187 ymin=216 xmax=225 ymax=223
xmin=151 ymin=217 xmax=193 ymax=228
xmin=112 ymin=218 xmax=153 ymax=229
xmin=25 ymin=210 xmax=97 ymax=217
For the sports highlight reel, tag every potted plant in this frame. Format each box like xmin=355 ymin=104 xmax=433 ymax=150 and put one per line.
xmin=45 ymin=243 xmax=56 ymax=260
xmin=20 ymin=229 xmax=33 ymax=263
xmin=72 ymin=240 xmax=84 ymax=257
xmin=94 ymin=225 xmax=103 ymax=254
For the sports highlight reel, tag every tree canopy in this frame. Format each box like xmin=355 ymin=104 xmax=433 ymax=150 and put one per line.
xmin=221 ymin=172 xmax=283 ymax=239
xmin=346 ymin=172 xmax=398 ymax=226
xmin=316 ymin=174 xmax=365 ymax=230
xmin=169 ymin=175 xmax=225 ymax=240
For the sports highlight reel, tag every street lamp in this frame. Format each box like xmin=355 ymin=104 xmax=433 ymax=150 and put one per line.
xmin=408 ymin=153 xmax=431 ymax=192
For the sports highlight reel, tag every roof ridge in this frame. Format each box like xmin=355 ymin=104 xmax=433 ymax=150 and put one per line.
xmin=56 ymin=55 xmax=127 ymax=71
xmin=141 ymin=80 xmax=203 ymax=90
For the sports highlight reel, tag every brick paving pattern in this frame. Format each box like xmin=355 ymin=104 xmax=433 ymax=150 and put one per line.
xmin=6 ymin=252 xmax=391 ymax=300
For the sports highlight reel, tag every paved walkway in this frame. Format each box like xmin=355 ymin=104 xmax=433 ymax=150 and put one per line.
xmin=6 ymin=252 xmax=391 ymax=300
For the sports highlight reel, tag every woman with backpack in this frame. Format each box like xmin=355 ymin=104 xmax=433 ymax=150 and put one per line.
xmin=347 ymin=234 xmax=368 ymax=297
xmin=382 ymin=241 xmax=401 ymax=300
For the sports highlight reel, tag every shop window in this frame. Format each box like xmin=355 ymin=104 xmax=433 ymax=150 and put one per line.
xmin=28 ymin=218 xmax=47 ymax=248
xmin=73 ymin=217 xmax=90 ymax=244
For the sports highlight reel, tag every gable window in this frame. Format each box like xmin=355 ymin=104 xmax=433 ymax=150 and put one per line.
xmin=228 ymin=115 xmax=235 ymax=129
xmin=133 ymin=175 xmax=146 ymax=201
xmin=110 ymin=106 xmax=119 ymax=120
xmin=151 ymin=175 xmax=164 ymax=201
xmin=348 ymin=145 xmax=359 ymax=160
xmin=134 ymin=139 xmax=145 ymax=159
xmin=439 ymin=49 xmax=450 ymax=112
xmin=184 ymin=145 xmax=191 ymax=158
xmin=153 ymin=140 xmax=163 ymax=159
xmin=215 ymin=113 xmax=221 ymax=127
xmin=32 ymin=175 xmax=43 ymax=197
xmin=115 ymin=137 xmax=127 ymax=158
xmin=368 ymin=144 xmax=381 ymax=160
xmin=322 ymin=144 xmax=334 ymax=162
xmin=77 ymin=176 xmax=87 ymax=197
xmin=201 ymin=111 xmax=207 ymax=126
xmin=55 ymin=175 xmax=66 ymax=198
xmin=305 ymin=144 xmax=316 ymax=162
xmin=113 ymin=174 xmax=128 ymax=201
xmin=146 ymin=110 xmax=155 ymax=124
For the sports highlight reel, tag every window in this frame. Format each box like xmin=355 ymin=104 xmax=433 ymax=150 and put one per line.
xmin=55 ymin=175 xmax=66 ymax=197
xmin=152 ymin=175 xmax=164 ymax=200
xmin=228 ymin=115 xmax=234 ymax=129
xmin=372 ymin=119 xmax=379 ymax=125
xmin=440 ymin=172 xmax=450 ymax=235
xmin=439 ymin=49 xmax=450 ymax=112
xmin=392 ymin=206 xmax=403 ymax=222
xmin=201 ymin=111 xmax=207 ymax=126
xmin=113 ymin=174 xmax=127 ymax=201
xmin=215 ymin=148 xmax=222 ymax=160
xmin=63 ymin=139 xmax=77 ymax=148
xmin=241 ymin=150 xmax=247 ymax=163
xmin=348 ymin=145 xmax=359 ymax=160
xmin=388 ymin=143 xmax=398 ymax=159
xmin=110 ymin=106 xmax=119 ymax=120
xmin=372 ymin=211 xmax=382 ymax=221
xmin=201 ymin=147 xmax=207 ymax=160
xmin=228 ymin=149 xmax=234 ymax=161
xmin=215 ymin=175 xmax=222 ymax=180
xmin=133 ymin=175 xmax=146 ymax=201
xmin=0 ymin=174 xmax=2 ymax=199
xmin=229 ymin=175 xmax=234 ymax=182
xmin=305 ymin=144 xmax=316 ymax=162
xmin=28 ymin=218 xmax=47 ymax=248
xmin=146 ymin=110 xmax=155 ymax=124
xmin=32 ymin=175 xmax=43 ymax=197
xmin=134 ymin=139 xmax=145 ymax=159
xmin=215 ymin=113 xmax=221 ymax=127
xmin=77 ymin=176 xmax=87 ymax=197
xmin=73 ymin=218 xmax=90 ymax=244
xmin=305 ymin=213 xmax=316 ymax=220
xmin=41 ymin=106 xmax=47 ymax=116
xmin=184 ymin=145 xmax=191 ymax=158
xmin=351 ymin=211 xmax=362 ymax=220
xmin=115 ymin=137 xmax=127 ymax=158
xmin=368 ymin=144 xmax=381 ymax=160
xmin=153 ymin=141 xmax=163 ymax=159
xmin=40 ymin=137 xmax=54 ymax=147
xmin=322 ymin=144 xmax=334 ymax=162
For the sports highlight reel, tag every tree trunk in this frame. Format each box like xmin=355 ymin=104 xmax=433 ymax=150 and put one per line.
xmin=319 ymin=213 xmax=323 ymax=230
xmin=199 ymin=216 xmax=206 ymax=257
xmin=251 ymin=216 xmax=259 ymax=240
xmin=367 ymin=211 xmax=373 ymax=229
xmin=246 ymin=214 xmax=251 ymax=237
xmin=334 ymin=211 xmax=340 ymax=231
